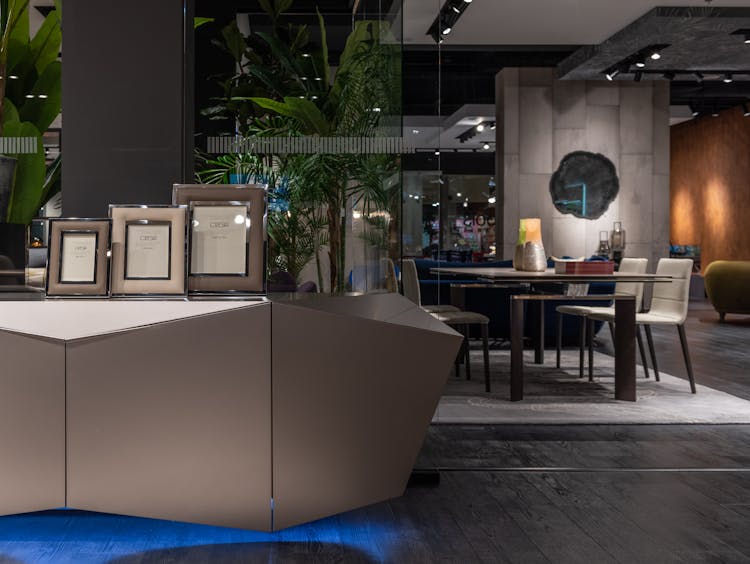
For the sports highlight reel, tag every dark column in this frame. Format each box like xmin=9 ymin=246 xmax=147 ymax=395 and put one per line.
xmin=61 ymin=0 xmax=194 ymax=217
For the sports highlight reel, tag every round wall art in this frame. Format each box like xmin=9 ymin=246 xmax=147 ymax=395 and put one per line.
xmin=549 ymin=151 xmax=619 ymax=220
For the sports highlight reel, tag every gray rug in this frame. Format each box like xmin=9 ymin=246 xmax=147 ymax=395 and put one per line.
xmin=434 ymin=349 xmax=750 ymax=424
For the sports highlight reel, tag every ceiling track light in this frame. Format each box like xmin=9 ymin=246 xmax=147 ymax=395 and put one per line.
xmin=689 ymin=103 xmax=699 ymax=117
xmin=427 ymin=0 xmax=473 ymax=43
xmin=743 ymin=102 xmax=750 ymax=117
xmin=605 ymin=68 xmax=620 ymax=81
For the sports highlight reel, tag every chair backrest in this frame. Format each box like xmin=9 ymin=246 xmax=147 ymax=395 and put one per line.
xmin=381 ymin=257 xmax=398 ymax=293
xmin=649 ymin=258 xmax=694 ymax=324
xmin=400 ymin=259 xmax=422 ymax=306
xmin=614 ymin=258 xmax=649 ymax=311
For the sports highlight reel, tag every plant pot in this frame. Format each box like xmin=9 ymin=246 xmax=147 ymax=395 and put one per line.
xmin=0 ymin=155 xmax=18 ymax=222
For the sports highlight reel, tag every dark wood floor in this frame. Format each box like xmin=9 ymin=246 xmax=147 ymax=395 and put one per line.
xmin=1 ymin=299 xmax=749 ymax=563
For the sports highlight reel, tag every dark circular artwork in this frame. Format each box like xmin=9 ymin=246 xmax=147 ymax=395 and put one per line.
xmin=549 ymin=151 xmax=619 ymax=219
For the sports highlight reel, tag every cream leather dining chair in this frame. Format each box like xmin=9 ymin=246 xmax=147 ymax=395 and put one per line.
xmin=555 ymin=258 xmax=649 ymax=380
xmin=588 ymin=258 xmax=696 ymax=393
xmin=400 ymin=259 xmax=491 ymax=392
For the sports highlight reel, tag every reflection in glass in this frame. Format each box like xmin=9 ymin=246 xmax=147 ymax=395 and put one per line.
xmin=194 ymin=1 xmax=402 ymax=294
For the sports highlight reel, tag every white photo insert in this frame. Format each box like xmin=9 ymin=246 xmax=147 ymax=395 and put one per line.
xmin=191 ymin=205 xmax=248 ymax=275
xmin=125 ymin=222 xmax=171 ymax=280
xmin=60 ymin=232 xmax=98 ymax=283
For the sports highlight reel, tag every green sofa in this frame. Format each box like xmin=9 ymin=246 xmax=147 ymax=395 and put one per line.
xmin=704 ymin=260 xmax=750 ymax=322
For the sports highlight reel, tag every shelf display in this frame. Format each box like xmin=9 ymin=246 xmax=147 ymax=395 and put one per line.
xmin=46 ymin=219 xmax=111 ymax=297
xmin=109 ymin=205 xmax=187 ymax=297
xmin=173 ymin=184 xmax=266 ymax=294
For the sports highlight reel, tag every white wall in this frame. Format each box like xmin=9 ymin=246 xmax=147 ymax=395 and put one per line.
xmin=496 ymin=68 xmax=670 ymax=268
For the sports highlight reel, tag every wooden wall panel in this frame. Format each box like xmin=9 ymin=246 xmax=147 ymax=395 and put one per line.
xmin=670 ymin=107 xmax=750 ymax=271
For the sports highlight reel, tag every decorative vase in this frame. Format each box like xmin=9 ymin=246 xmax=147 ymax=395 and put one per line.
xmin=521 ymin=218 xmax=546 ymax=272
xmin=512 ymin=219 xmax=527 ymax=271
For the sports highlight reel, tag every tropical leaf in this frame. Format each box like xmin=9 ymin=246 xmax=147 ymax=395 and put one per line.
xmin=316 ymin=9 xmax=330 ymax=87
xmin=1 ymin=96 xmax=19 ymax=124
xmin=194 ymin=17 xmax=214 ymax=30
xmin=18 ymin=59 xmax=60 ymax=132
xmin=29 ymin=5 xmax=60 ymax=74
xmin=3 ymin=119 xmax=45 ymax=224
xmin=251 ymin=96 xmax=330 ymax=135
xmin=221 ymin=21 xmax=246 ymax=63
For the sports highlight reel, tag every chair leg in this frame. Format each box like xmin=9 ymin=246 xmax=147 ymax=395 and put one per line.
xmin=556 ymin=312 xmax=562 ymax=369
xmin=578 ymin=316 xmax=586 ymax=379
xmin=587 ymin=318 xmax=594 ymax=382
xmin=482 ymin=323 xmax=490 ymax=393
xmin=644 ymin=324 xmax=659 ymax=382
xmin=636 ymin=325 xmax=650 ymax=379
xmin=677 ymin=325 xmax=697 ymax=394
xmin=454 ymin=326 xmax=463 ymax=378
xmin=464 ymin=324 xmax=471 ymax=381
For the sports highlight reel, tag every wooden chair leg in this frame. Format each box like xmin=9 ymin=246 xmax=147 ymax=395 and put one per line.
xmin=556 ymin=312 xmax=562 ymax=369
xmin=578 ymin=316 xmax=586 ymax=379
xmin=482 ymin=323 xmax=490 ymax=393
xmin=677 ymin=325 xmax=697 ymax=394
xmin=464 ymin=324 xmax=471 ymax=381
xmin=644 ymin=324 xmax=659 ymax=382
xmin=636 ymin=325 xmax=650 ymax=379
xmin=587 ymin=318 xmax=594 ymax=382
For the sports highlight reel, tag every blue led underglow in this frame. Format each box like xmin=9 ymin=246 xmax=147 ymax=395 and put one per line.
xmin=0 ymin=509 xmax=404 ymax=563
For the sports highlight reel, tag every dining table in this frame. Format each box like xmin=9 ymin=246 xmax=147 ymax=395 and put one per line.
xmin=431 ymin=266 xmax=674 ymax=402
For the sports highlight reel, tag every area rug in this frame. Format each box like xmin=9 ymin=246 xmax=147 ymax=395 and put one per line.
xmin=434 ymin=349 xmax=750 ymax=424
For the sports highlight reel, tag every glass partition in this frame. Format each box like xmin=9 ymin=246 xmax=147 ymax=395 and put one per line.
xmin=194 ymin=0 xmax=403 ymax=294
xmin=0 ymin=2 xmax=61 ymax=293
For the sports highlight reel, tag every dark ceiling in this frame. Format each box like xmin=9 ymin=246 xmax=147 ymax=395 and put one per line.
xmin=194 ymin=0 xmax=750 ymax=132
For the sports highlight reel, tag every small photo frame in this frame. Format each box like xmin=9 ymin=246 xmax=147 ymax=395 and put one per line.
xmin=109 ymin=205 xmax=187 ymax=297
xmin=46 ymin=218 xmax=111 ymax=297
xmin=173 ymin=184 xmax=266 ymax=294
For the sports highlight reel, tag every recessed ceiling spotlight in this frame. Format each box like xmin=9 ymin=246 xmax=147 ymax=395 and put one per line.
xmin=463 ymin=0 xmax=472 ymax=3
xmin=635 ymin=55 xmax=646 ymax=68
xmin=8 ymin=75 xmax=18 ymax=79
xmin=38 ymin=94 xmax=48 ymax=99
xmin=25 ymin=94 xmax=34 ymax=98
xmin=723 ymin=73 xmax=733 ymax=83
xmin=490 ymin=123 xmax=496 ymax=130
xmin=452 ymin=5 xmax=460 ymax=13
xmin=434 ymin=149 xmax=440 ymax=156
xmin=650 ymin=49 xmax=662 ymax=60
xmin=412 ymin=129 xmax=420 ymax=134
xmin=476 ymin=123 xmax=485 ymax=132
xmin=302 ymin=53 xmax=311 ymax=58
xmin=442 ymin=26 xmax=452 ymax=35
xmin=483 ymin=143 xmax=491 ymax=150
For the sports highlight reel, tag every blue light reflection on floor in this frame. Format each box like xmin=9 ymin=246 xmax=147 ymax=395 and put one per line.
xmin=0 ymin=509 xmax=401 ymax=563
